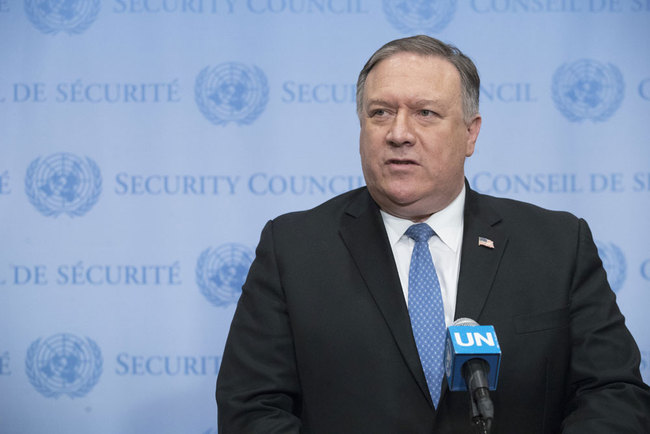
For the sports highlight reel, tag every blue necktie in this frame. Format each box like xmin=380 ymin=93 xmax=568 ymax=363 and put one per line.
xmin=405 ymin=223 xmax=446 ymax=408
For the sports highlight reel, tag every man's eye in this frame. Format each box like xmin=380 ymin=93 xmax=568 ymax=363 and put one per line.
xmin=370 ymin=109 xmax=386 ymax=117
xmin=420 ymin=109 xmax=435 ymax=116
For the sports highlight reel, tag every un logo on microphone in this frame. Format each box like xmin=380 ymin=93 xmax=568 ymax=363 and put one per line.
xmin=552 ymin=59 xmax=624 ymax=122
xmin=195 ymin=63 xmax=269 ymax=126
xmin=383 ymin=0 xmax=456 ymax=34
xmin=25 ymin=333 xmax=103 ymax=399
xmin=24 ymin=0 xmax=100 ymax=35
xmin=25 ymin=152 xmax=102 ymax=217
xmin=596 ymin=241 xmax=627 ymax=293
xmin=196 ymin=244 xmax=254 ymax=307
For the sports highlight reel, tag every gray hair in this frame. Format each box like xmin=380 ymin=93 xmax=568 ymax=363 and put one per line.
xmin=356 ymin=35 xmax=480 ymax=123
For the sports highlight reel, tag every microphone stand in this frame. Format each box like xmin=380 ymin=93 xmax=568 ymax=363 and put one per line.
xmin=469 ymin=390 xmax=493 ymax=434
xmin=464 ymin=359 xmax=494 ymax=434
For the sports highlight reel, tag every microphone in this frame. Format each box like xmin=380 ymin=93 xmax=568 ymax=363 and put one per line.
xmin=444 ymin=318 xmax=501 ymax=434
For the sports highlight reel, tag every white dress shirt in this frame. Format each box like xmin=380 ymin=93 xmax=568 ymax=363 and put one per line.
xmin=380 ymin=185 xmax=465 ymax=327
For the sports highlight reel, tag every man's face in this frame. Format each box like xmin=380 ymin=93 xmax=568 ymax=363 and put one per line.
xmin=359 ymin=52 xmax=481 ymax=221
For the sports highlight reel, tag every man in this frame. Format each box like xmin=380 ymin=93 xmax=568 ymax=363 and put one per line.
xmin=216 ymin=35 xmax=650 ymax=433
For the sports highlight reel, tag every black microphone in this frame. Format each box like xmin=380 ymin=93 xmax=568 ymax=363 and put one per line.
xmin=444 ymin=318 xmax=501 ymax=434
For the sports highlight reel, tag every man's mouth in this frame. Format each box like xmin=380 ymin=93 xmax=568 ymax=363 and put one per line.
xmin=387 ymin=159 xmax=417 ymax=165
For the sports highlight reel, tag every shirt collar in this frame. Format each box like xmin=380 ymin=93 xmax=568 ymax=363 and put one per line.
xmin=381 ymin=185 xmax=465 ymax=252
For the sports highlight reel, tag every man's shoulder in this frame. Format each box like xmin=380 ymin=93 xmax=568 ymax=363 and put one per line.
xmin=468 ymin=188 xmax=583 ymax=235
xmin=471 ymin=190 xmax=577 ymax=219
xmin=271 ymin=186 xmax=372 ymax=229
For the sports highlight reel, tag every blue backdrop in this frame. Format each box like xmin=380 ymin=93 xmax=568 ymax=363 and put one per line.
xmin=1 ymin=1 xmax=649 ymax=433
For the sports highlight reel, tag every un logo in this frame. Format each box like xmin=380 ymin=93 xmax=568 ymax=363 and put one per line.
xmin=383 ymin=0 xmax=456 ymax=34
xmin=25 ymin=152 xmax=102 ymax=217
xmin=25 ymin=333 xmax=103 ymax=399
xmin=24 ymin=0 xmax=100 ymax=35
xmin=196 ymin=244 xmax=254 ymax=307
xmin=552 ymin=59 xmax=624 ymax=122
xmin=195 ymin=63 xmax=269 ymax=126
xmin=596 ymin=241 xmax=627 ymax=293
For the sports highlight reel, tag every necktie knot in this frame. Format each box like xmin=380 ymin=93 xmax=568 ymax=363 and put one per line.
xmin=405 ymin=223 xmax=434 ymax=243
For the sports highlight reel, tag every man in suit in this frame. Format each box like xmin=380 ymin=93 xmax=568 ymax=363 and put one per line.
xmin=216 ymin=35 xmax=650 ymax=433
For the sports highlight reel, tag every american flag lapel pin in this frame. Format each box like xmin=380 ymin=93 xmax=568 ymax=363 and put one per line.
xmin=478 ymin=237 xmax=495 ymax=249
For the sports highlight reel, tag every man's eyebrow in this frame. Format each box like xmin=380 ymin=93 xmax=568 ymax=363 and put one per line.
xmin=365 ymin=98 xmax=444 ymax=108
xmin=365 ymin=99 xmax=391 ymax=107
xmin=411 ymin=99 xmax=443 ymax=107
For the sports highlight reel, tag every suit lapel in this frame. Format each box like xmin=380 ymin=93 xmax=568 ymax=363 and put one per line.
xmin=455 ymin=187 xmax=507 ymax=323
xmin=338 ymin=190 xmax=433 ymax=407
xmin=338 ymin=187 xmax=507 ymax=408
xmin=436 ymin=187 xmax=507 ymax=406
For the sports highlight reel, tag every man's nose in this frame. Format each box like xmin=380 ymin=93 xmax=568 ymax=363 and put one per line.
xmin=386 ymin=111 xmax=415 ymax=147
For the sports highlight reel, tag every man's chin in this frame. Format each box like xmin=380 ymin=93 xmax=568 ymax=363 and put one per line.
xmin=376 ymin=191 xmax=455 ymax=221
xmin=375 ymin=194 xmax=431 ymax=220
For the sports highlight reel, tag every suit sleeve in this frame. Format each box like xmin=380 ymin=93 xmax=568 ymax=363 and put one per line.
xmin=561 ymin=219 xmax=650 ymax=433
xmin=216 ymin=220 xmax=302 ymax=433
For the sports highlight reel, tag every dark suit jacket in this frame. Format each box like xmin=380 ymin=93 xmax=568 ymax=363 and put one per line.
xmin=216 ymin=186 xmax=650 ymax=433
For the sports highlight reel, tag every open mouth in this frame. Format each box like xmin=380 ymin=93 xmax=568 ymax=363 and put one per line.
xmin=387 ymin=159 xmax=417 ymax=165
